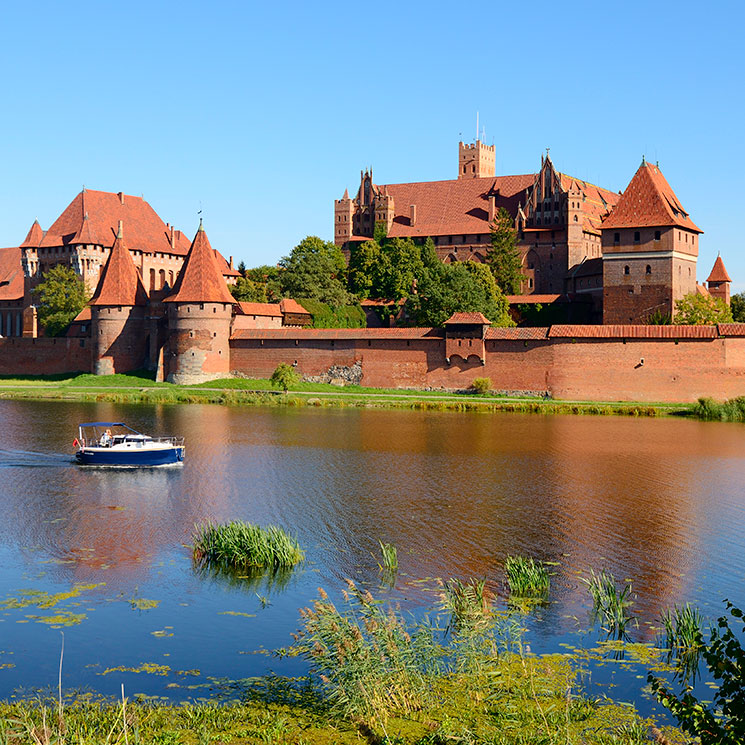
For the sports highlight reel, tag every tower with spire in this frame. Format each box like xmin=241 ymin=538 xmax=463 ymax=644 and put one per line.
xmin=163 ymin=221 xmax=234 ymax=384
xmin=89 ymin=222 xmax=149 ymax=375
xmin=706 ymin=255 xmax=732 ymax=306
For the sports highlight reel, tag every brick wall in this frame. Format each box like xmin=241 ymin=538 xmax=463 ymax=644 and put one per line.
xmin=0 ymin=337 xmax=91 ymax=375
xmin=229 ymin=327 xmax=745 ymax=403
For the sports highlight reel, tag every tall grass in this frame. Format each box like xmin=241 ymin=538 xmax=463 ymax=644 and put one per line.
xmin=504 ymin=556 xmax=551 ymax=601
xmin=582 ymin=570 xmax=635 ymax=638
xmin=437 ymin=578 xmax=493 ymax=632
xmin=661 ymin=603 xmax=704 ymax=682
xmin=377 ymin=540 xmax=398 ymax=571
xmin=192 ymin=520 xmax=304 ymax=570
xmin=692 ymin=396 xmax=745 ymax=422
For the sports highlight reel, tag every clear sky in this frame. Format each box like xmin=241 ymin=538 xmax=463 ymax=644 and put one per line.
xmin=1 ymin=1 xmax=742 ymax=287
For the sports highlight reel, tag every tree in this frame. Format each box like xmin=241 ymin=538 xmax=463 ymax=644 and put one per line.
xmin=229 ymin=276 xmax=267 ymax=303
xmin=33 ymin=264 xmax=88 ymax=337
xmin=487 ymin=207 xmax=524 ymax=295
xmin=674 ymin=293 xmax=733 ymax=325
xmin=246 ymin=265 xmax=282 ymax=302
xmin=405 ymin=261 xmax=514 ymax=328
xmin=730 ymin=292 xmax=745 ymax=322
xmin=237 ymin=260 xmax=247 ymax=276
xmin=347 ymin=240 xmax=383 ymax=300
xmin=270 ymin=362 xmax=300 ymax=392
xmin=279 ymin=236 xmax=350 ymax=307
xmin=379 ymin=238 xmax=424 ymax=300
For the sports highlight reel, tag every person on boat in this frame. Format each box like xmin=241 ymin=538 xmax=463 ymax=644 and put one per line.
xmin=100 ymin=429 xmax=113 ymax=447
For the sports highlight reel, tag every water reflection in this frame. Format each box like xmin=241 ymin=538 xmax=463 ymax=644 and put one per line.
xmin=0 ymin=399 xmax=743 ymax=699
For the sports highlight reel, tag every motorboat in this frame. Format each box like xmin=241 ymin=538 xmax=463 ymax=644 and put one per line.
xmin=74 ymin=422 xmax=185 ymax=466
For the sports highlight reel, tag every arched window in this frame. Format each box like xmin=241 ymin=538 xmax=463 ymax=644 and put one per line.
xmin=573 ymin=215 xmax=578 ymax=222
xmin=169 ymin=270 xmax=174 ymax=285
xmin=646 ymin=265 xmax=652 ymax=275
xmin=624 ymin=265 xmax=630 ymax=275
xmin=159 ymin=269 xmax=166 ymax=289
xmin=149 ymin=268 xmax=155 ymax=291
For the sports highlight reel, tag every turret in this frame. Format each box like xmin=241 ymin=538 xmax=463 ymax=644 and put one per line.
xmin=163 ymin=221 xmax=234 ymax=384
xmin=706 ymin=255 xmax=731 ymax=306
xmin=334 ymin=188 xmax=354 ymax=246
xmin=458 ymin=139 xmax=495 ymax=179
xmin=89 ymin=222 xmax=149 ymax=374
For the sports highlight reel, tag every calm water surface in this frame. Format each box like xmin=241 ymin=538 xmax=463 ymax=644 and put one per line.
xmin=0 ymin=399 xmax=743 ymax=708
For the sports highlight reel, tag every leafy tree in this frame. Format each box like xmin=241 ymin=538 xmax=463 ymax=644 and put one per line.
xmin=421 ymin=238 xmax=440 ymax=270
xmin=33 ymin=264 xmax=88 ymax=337
xmin=237 ymin=260 xmax=247 ymax=276
xmin=405 ymin=261 xmax=513 ymax=328
xmin=348 ymin=240 xmax=383 ymax=300
xmin=246 ymin=265 xmax=282 ymax=302
xmin=674 ymin=293 xmax=733 ymax=325
xmin=649 ymin=602 xmax=745 ymax=744
xmin=374 ymin=220 xmax=388 ymax=244
xmin=379 ymin=238 xmax=424 ymax=300
xmin=229 ymin=276 xmax=267 ymax=303
xmin=270 ymin=362 xmax=300 ymax=392
xmin=487 ymin=207 xmax=524 ymax=295
xmin=730 ymin=292 xmax=745 ymax=322
xmin=300 ymin=299 xmax=366 ymax=329
xmin=279 ymin=236 xmax=350 ymax=307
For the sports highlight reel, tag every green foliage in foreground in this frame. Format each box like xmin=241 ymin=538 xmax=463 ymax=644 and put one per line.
xmin=470 ymin=377 xmax=492 ymax=395
xmin=504 ymin=555 xmax=551 ymax=600
xmin=582 ymin=570 xmax=635 ymax=639
xmin=270 ymin=362 xmax=301 ymax=392
xmin=650 ymin=602 xmax=745 ymax=744
xmin=192 ymin=520 xmax=304 ymax=570
xmin=299 ymin=298 xmax=366 ymax=329
xmin=674 ymin=292 xmax=733 ymax=325
xmin=33 ymin=264 xmax=89 ymax=337
xmin=693 ymin=395 xmax=745 ymax=422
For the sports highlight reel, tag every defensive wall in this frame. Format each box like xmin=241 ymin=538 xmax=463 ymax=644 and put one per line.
xmin=0 ymin=337 xmax=91 ymax=376
xmin=230 ymin=324 xmax=745 ymax=403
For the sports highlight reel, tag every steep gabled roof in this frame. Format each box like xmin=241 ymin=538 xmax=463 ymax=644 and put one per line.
xmin=71 ymin=213 xmax=100 ymax=245
xmin=0 ymin=247 xmax=24 ymax=301
xmin=20 ymin=220 xmax=44 ymax=248
xmin=707 ymin=255 xmax=731 ymax=283
xmin=236 ymin=302 xmax=283 ymax=317
xmin=279 ymin=298 xmax=311 ymax=315
xmin=164 ymin=223 xmax=235 ymax=304
xmin=89 ymin=226 xmax=148 ymax=306
xmin=602 ymin=161 xmax=701 ymax=232
xmin=444 ymin=311 xmax=491 ymax=325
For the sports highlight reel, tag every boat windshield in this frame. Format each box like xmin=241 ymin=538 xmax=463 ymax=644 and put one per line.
xmin=78 ymin=423 xmax=145 ymax=447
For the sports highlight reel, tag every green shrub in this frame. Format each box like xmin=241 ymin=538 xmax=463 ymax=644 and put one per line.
xmin=299 ymin=298 xmax=366 ymax=329
xmin=470 ymin=377 xmax=492 ymax=395
xmin=270 ymin=363 xmax=300 ymax=392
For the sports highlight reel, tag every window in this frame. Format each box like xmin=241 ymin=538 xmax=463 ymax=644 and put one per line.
xmin=654 ymin=230 xmax=661 ymax=241
xmin=646 ymin=265 xmax=651 ymax=274
xmin=634 ymin=231 xmax=640 ymax=243
xmin=624 ymin=265 xmax=630 ymax=275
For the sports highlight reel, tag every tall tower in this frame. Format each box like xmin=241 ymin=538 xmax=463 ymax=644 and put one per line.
xmin=163 ymin=222 xmax=234 ymax=384
xmin=89 ymin=223 xmax=149 ymax=375
xmin=458 ymin=139 xmax=495 ymax=179
xmin=334 ymin=188 xmax=354 ymax=246
xmin=707 ymin=255 xmax=731 ymax=306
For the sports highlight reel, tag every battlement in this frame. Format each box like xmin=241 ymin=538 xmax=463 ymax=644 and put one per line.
xmin=458 ymin=139 xmax=495 ymax=179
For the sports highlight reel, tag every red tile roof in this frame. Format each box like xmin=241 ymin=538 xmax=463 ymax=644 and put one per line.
xmin=444 ymin=311 xmax=491 ymax=325
xmin=707 ymin=255 xmax=731 ymax=283
xmin=506 ymin=294 xmax=565 ymax=304
xmin=0 ymin=247 xmax=24 ymax=301
xmin=279 ymin=298 xmax=311 ymax=315
xmin=35 ymin=189 xmax=239 ymax=277
xmin=559 ymin=174 xmax=621 ymax=234
xmin=548 ymin=324 xmax=717 ymax=339
xmin=717 ymin=324 xmax=745 ymax=336
xmin=89 ymin=227 xmax=148 ymax=306
xmin=382 ymin=175 xmax=535 ymax=238
xmin=20 ymin=220 xmax=44 ymax=248
xmin=236 ymin=302 xmax=283 ymax=317
xmin=71 ymin=213 xmax=100 ymax=245
xmin=486 ymin=327 xmax=549 ymax=339
xmin=164 ymin=224 xmax=235 ymax=304
xmin=695 ymin=283 xmax=710 ymax=297
xmin=601 ymin=162 xmax=701 ymax=232
xmin=231 ymin=327 xmax=443 ymax=340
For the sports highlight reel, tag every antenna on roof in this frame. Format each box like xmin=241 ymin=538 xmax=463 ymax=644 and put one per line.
xmin=476 ymin=111 xmax=479 ymax=141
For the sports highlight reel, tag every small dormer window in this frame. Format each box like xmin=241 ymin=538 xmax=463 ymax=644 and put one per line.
xmin=634 ymin=231 xmax=640 ymax=243
xmin=654 ymin=230 xmax=661 ymax=241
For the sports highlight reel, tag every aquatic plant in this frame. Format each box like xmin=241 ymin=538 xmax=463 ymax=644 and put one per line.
xmin=192 ymin=520 xmax=304 ymax=570
xmin=437 ymin=577 xmax=493 ymax=631
xmin=662 ymin=603 xmax=704 ymax=651
xmin=504 ymin=555 xmax=551 ymax=601
xmin=692 ymin=395 xmax=745 ymax=422
xmin=377 ymin=540 xmax=398 ymax=571
xmin=582 ymin=569 xmax=635 ymax=638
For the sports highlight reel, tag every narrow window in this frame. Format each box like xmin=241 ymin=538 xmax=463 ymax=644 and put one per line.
xmin=634 ymin=231 xmax=640 ymax=243
xmin=614 ymin=232 xmax=620 ymax=243
xmin=624 ymin=265 xmax=630 ymax=275
xmin=654 ymin=230 xmax=661 ymax=241
xmin=646 ymin=265 xmax=651 ymax=275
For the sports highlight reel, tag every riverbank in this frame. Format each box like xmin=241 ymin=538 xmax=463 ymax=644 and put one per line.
xmin=0 ymin=372 xmax=690 ymax=417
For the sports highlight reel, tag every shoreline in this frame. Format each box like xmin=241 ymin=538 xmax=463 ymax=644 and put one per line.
xmin=0 ymin=375 xmax=692 ymax=417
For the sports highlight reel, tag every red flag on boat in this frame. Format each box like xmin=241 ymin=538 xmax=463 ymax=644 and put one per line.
xmin=72 ymin=438 xmax=79 ymax=448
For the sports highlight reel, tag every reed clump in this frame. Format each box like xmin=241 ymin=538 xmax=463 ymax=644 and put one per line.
xmin=192 ymin=520 xmax=304 ymax=570
xmin=437 ymin=577 xmax=493 ymax=631
xmin=692 ymin=395 xmax=745 ymax=422
xmin=504 ymin=555 xmax=551 ymax=602
xmin=582 ymin=569 xmax=635 ymax=638
xmin=377 ymin=540 xmax=398 ymax=571
xmin=661 ymin=603 xmax=704 ymax=681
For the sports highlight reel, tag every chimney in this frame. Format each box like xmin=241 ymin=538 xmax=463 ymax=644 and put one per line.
xmin=118 ymin=192 xmax=125 ymax=205
xmin=170 ymin=225 xmax=175 ymax=249
xmin=229 ymin=255 xmax=234 ymax=269
xmin=410 ymin=204 xmax=416 ymax=226
xmin=488 ymin=195 xmax=496 ymax=222
xmin=117 ymin=220 xmax=123 ymax=237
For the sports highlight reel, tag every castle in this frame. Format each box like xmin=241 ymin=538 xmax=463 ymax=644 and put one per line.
xmin=334 ymin=141 xmax=728 ymax=324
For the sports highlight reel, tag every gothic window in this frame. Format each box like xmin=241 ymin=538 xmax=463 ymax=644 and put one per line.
xmin=149 ymin=268 xmax=155 ymax=291
xmin=646 ymin=265 xmax=652 ymax=275
xmin=573 ymin=215 xmax=578 ymax=222
xmin=624 ymin=265 xmax=630 ymax=275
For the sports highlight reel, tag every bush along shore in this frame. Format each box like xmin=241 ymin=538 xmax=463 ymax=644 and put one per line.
xmin=0 ymin=371 xmax=690 ymax=418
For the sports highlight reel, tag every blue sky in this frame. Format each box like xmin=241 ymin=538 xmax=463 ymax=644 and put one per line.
xmin=0 ymin=1 xmax=742 ymax=287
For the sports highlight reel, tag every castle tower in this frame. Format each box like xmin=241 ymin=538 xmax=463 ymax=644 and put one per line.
xmin=706 ymin=255 xmax=731 ymax=306
xmin=458 ymin=139 xmax=495 ymax=179
xmin=163 ymin=221 xmax=234 ymax=384
xmin=373 ymin=185 xmax=395 ymax=234
xmin=601 ymin=159 xmax=702 ymax=324
xmin=89 ymin=222 xmax=149 ymax=375
xmin=334 ymin=188 xmax=354 ymax=245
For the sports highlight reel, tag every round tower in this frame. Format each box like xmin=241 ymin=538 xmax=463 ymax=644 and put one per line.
xmin=89 ymin=223 xmax=149 ymax=375
xmin=163 ymin=222 xmax=234 ymax=384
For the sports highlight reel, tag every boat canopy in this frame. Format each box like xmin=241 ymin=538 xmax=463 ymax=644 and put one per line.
xmin=79 ymin=422 xmax=127 ymax=428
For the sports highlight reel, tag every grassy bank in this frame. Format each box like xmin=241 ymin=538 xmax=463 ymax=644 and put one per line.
xmin=0 ymin=372 xmax=688 ymax=418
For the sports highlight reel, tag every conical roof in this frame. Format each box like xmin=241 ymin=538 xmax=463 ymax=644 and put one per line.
xmin=164 ymin=223 xmax=235 ymax=304
xmin=89 ymin=225 xmax=148 ymax=306
xmin=20 ymin=220 xmax=43 ymax=247
xmin=71 ymin=212 xmax=100 ymax=245
xmin=602 ymin=161 xmax=701 ymax=233
xmin=707 ymin=255 xmax=731 ymax=283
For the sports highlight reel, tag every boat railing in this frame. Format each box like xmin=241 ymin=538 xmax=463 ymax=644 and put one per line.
xmin=151 ymin=436 xmax=185 ymax=447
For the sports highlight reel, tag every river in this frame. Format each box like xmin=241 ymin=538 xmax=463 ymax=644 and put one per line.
xmin=0 ymin=398 xmax=743 ymax=708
